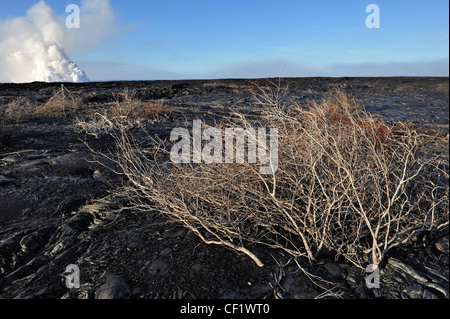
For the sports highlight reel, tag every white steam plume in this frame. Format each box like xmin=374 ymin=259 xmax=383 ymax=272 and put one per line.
xmin=0 ymin=0 xmax=119 ymax=83
xmin=0 ymin=1 xmax=88 ymax=83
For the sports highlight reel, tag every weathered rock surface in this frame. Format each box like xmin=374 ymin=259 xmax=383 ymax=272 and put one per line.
xmin=94 ymin=273 xmax=131 ymax=299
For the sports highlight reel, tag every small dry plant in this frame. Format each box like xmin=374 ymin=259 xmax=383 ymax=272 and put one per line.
xmin=42 ymin=84 xmax=85 ymax=117
xmin=97 ymin=86 xmax=448 ymax=269
xmin=1 ymin=97 xmax=38 ymax=123
xmin=1 ymin=85 xmax=86 ymax=124
xmin=75 ymin=89 xmax=171 ymax=138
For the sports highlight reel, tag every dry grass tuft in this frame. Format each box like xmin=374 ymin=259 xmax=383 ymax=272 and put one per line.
xmin=1 ymin=97 xmax=38 ymax=124
xmin=105 ymin=89 xmax=172 ymax=120
xmin=75 ymin=89 xmax=172 ymax=138
xmin=1 ymin=85 xmax=86 ymax=124
xmin=41 ymin=84 xmax=85 ymax=117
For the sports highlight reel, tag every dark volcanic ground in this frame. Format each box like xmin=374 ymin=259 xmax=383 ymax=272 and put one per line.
xmin=0 ymin=77 xmax=448 ymax=300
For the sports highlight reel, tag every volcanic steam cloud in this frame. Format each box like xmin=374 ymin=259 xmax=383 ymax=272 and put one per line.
xmin=0 ymin=1 xmax=90 ymax=83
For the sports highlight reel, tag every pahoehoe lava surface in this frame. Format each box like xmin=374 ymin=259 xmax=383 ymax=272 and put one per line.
xmin=0 ymin=77 xmax=448 ymax=299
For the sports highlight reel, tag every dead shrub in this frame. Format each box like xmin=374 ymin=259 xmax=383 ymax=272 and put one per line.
xmin=107 ymin=90 xmax=171 ymax=120
xmin=41 ymin=84 xmax=85 ymax=117
xmin=1 ymin=97 xmax=38 ymax=123
xmin=0 ymin=85 xmax=85 ymax=123
xmin=97 ymin=86 xmax=448 ymax=269
xmin=75 ymin=90 xmax=172 ymax=139
xmin=266 ymin=89 xmax=449 ymax=268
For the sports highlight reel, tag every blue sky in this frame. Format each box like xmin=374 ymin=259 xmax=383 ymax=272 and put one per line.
xmin=0 ymin=0 xmax=448 ymax=80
